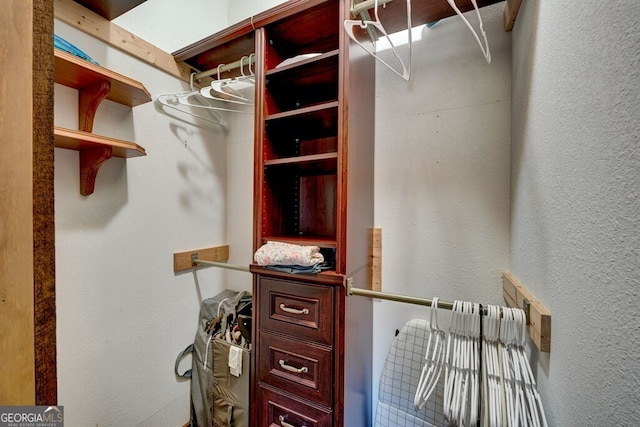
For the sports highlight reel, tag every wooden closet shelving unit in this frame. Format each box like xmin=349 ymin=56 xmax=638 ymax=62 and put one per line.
xmin=175 ymin=1 xmax=375 ymax=424
xmin=54 ymin=48 xmax=151 ymax=195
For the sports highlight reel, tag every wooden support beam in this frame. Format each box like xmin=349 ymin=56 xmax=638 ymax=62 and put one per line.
xmin=503 ymin=272 xmax=551 ymax=352
xmin=54 ymin=0 xmax=193 ymax=82
xmin=2 ymin=0 xmax=56 ymax=404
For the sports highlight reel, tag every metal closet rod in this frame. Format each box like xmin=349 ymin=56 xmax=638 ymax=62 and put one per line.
xmin=193 ymin=54 xmax=256 ymax=81
xmin=352 ymin=0 xmax=394 ymax=14
xmin=346 ymin=278 xmax=530 ymax=318
xmin=192 ymin=257 xmax=250 ymax=273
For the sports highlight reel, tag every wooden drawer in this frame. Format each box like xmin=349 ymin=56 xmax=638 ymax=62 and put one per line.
xmin=259 ymin=277 xmax=334 ymax=345
xmin=259 ymin=384 xmax=332 ymax=427
xmin=259 ymin=331 xmax=332 ymax=407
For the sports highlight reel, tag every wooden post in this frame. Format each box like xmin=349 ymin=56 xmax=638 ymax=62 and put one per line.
xmin=1 ymin=0 xmax=56 ymax=404
xmin=1 ymin=0 xmax=36 ymax=403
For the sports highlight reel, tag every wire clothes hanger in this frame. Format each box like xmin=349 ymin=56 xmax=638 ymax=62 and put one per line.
xmin=446 ymin=0 xmax=491 ymax=63
xmin=344 ymin=0 xmax=413 ymax=81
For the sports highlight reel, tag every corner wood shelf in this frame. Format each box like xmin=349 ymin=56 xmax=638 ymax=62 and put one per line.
xmin=54 ymin=48 xmax=152 ymax=195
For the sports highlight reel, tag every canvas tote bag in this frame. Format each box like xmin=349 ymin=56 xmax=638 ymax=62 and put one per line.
xmin=175 ymin=289 xmax=252 ymax=427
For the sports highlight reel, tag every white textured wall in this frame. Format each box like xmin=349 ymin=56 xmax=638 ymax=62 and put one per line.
xmin=226 ymin=0 xmax=288 ymax=28
xmin=511 ymin=0 xmax=640 ymax=425
xmin=114 ymin=0 xmax=287 ymax=54
xmin=371 ymin=2 xmax=512 ymax=417
xmin=113 ymin=0 xmax=228 ymax=53
xmin=54 ymin=19 xmax=254 ymax=426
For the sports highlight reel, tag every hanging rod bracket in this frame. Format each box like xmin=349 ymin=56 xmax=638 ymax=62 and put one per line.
xmin=173 ymin=245 xmax=230 ymax=272
xmin=174 ymin=245 xmax=250 ymax=272
xmin=522 ymin=298 xmax=531 ymax=324
xmin=346 ymin=276 xmax=354 ymax=295
xmin=351 ymin=0 xmax=394 ymax=15
xmin=503 ymin=272 xmax=551 ymax=352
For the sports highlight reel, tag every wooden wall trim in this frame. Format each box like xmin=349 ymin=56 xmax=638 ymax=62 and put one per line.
xmin=369 ymin=228 xmax=382 ymax=291
xmin=54 ymin=0 xmax=193 ymax=82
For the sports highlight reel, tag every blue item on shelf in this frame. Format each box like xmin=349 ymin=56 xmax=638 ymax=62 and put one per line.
xmin=54 ymin=34 xmax=99 ymax=65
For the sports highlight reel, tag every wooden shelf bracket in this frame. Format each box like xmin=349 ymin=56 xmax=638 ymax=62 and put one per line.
xmin=77 ymin=79 xmax=113 ymax=196
xmin=79 ymin=79 xmax=111 ymax=132
xmin=79 ymin=146 xmax=112 ymax=196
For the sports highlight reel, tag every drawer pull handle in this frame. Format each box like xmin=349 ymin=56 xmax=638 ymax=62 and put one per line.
xmin=279 ymin=415 xmax=306 ymax=427
xmin=279 ymin=359 xmax=309 ymax=374
xmin=279 ymin=304 xmax=309 ymax=315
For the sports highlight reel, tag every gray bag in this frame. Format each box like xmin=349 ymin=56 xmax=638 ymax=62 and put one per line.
xmin=175 ymin=289 xmax=252 ymax=427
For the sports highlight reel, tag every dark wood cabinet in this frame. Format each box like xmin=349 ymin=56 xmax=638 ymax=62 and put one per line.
xmin=251 ymin=270 xmax=347 ymax=426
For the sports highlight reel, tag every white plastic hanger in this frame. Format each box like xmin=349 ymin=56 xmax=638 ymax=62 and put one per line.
xmin=156 ymin=91 xmax=227 ymax=128
xmin=155 ymin=73 xmax=228 ymax=127
xmin=343 ymin=0 xmax=413 ymax=81
xmin=513 ymin=309 xmax=530 ymax=427
xmin=469 ymin=302 xmax=481 ymax=426
xmin=509 ymin=310 xmax=527 ymax=426
xmin=458 ymin=301 xmax=470 ymax=423
xmin=512 ymin=308 xmax=549 ymax=427
xmin=443 ymin=300 xmax=456 ymax=418
xmin=216 ymin=57 xmax=255 ymax=103
xmin=179 ymin=90 xmax=252 ymax=113
xmin=446 ymin=0 xmax=491 ymax=63
xmin=501 ymin=307 xmax=520 ymax=427
xmin=488 ymin=305 xmax=502 ymax=427
xmin=414 ymin=297 xmax=446 ymax=410
xmin=200 ymin=63 xmax=254 ymax=106
xmin=444 ymin=300 xmax=475 ymax=425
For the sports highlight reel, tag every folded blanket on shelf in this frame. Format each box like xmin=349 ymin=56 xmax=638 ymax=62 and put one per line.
xmin=264 ymin=264 xmax=323 ymax=274
xmin=254 ymin=241 xmax=324 ymax=267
